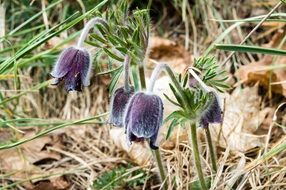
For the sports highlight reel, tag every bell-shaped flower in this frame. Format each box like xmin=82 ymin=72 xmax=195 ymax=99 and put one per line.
xmin=51 ymin=47 xmax=91 ymax=91
xmin=124 ymin=92 xmax=164 ymax=149
xmin=200 ymin=91 xmax=222 ymax=128
xmin=109 ymin=87 xmax=134 ymax=127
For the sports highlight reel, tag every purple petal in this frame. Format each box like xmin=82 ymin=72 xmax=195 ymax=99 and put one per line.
xmin=51 ymin=47 xmax=78 ymax=78
xmin=80 ymin=49 xmax=91 ymax=86
xmin=109 ymin=87 xmax=134 ymax=127
xmin=64 ymin=71 xmax=82 ymax=91
xmin=200 ymin=91 xmax=222 ymax=128
xmin=51 ymin=46 xmax=91 ymax=91
xmin=124 ymin=92 xmax=164 ymax=140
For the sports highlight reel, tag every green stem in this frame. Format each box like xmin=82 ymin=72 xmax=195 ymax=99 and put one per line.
xmin=152 ymin=148 xmax=168 ymax=190
xmin=205 ymin=127 xmax=217 ymax=172
xmin=123 ymin=55 xmax=131 ymax=92
xmin=139 ymin=65 xmax=146 ymax=90
xmin=189 ymin=123 xmax=207 ymax=190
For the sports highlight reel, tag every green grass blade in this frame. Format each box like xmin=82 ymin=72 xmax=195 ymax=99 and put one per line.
xmin=215 ymin=44 xmax=286 ymax=56
xmin=0 ymin=0 xmax=108 ymax=74
xmin=0 ymin=112 xmax=108 ymax=150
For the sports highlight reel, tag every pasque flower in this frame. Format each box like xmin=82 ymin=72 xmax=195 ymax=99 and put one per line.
xmin=109 ymin=86 xmax=134 ymax=126
xmin=188 ymin=68 xmax=222 ymax=127
xmin=51 ymin=47 xmax=91 ymax=91
xmin=124 ymin=92 xmax=164 ymax=149
xmin=109 ymin=55 xmax=134 ymax=126
xmin=51 ymin=17 xmax=107 ymax=91
xmin=200 ymin=91 xmax=222 ymax=128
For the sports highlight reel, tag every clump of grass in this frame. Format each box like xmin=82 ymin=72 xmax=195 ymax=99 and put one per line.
xmin=93 ymin=164 xmax=147 ymax=190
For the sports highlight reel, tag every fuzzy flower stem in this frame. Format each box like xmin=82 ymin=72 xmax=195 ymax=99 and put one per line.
xmin=205 ymin=126 xmax=217 ymax=172
xmin=123 ymin=55 xmax=131 ymax=92
xmin=148 ymin=61 xmax=189 ymax=109
xmin=152 ymin=149 xmax=168 ymax=190
xmin=77 ymin=17 xmax=108 ymax=48
xmin=189 ymin=67 xmax=218 ymax=173
xmin=189 ymin=123 xmax=207 ymax=190
xmin=147 ymin=63 xmax=165 ymax=93
xmin=139 ymin=65 xmax=147 ymax=90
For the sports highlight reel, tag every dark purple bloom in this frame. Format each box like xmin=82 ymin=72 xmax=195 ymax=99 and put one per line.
xmin=124 ymin=92 xmax=164 ymax=149
xmin=109 ymin=87 xmax=135 ymax=127
xmin=200 ymin=91 xmax=222 ymax=128
xmin=51 ymin=47 xmax=91 ymax=91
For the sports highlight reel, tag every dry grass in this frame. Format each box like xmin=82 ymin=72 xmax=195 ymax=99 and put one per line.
xmin=1 ymin=0 xmax=286 ymax=190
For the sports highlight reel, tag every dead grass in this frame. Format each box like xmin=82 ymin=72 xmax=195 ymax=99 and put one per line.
xmin=1 ymin=0 xmax=286 ymax=190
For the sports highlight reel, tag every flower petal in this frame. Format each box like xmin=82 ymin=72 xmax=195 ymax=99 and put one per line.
xmin=79 ymin=49 xmax=91 ymax=86
xmin=200 ymin=91 xmax=222 ymax=127
xmin=109 ymin=87 xmax=134 ymax=127
xmin=125 ymin=92 xmax=163 ymax=139
xmin=51 ymin=47 xmax=78 ymax=78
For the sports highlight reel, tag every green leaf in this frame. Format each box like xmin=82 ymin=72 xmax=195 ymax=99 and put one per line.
xmin=169 ymin=84 xmax=183 ymax=106
xmin=103 ymin=48 xmax=124 ymax=62
xmin=163 ymin=93 xmax=181 ymax=107
xmin=90 ymin=33 xmax=107 ymax=44
xmin=97 ymin=65 xmax=122 ymax=76
xmin=183 ymin=73 xmax=189 ymax=87
xmin=108 ymin=66 xmax=123 ymax=94
xmin=164 ymin=110 xmax=187 ymax=123
xmin=216 ymin=44 xmax=286 ymax=56
xmin=166 ymin=120 xmax=179 ymax=140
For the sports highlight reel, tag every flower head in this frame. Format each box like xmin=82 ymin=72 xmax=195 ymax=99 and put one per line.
xmin=109 ymin=87 xmax=134 ymax=127
xmin=51 ymin=47 xmax=91 ymax=91
xmin=200 ymin=91 xmax=222 ymax=128
xmin=124 ymin=92 xmax=164 ymax=149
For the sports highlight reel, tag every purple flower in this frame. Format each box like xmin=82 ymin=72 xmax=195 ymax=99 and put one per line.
xmin=51 ymin=47 xmax=91 ymax=91
xmin=200 ymin=91 xmax=222 ymax=128
xmin=124 ymin=92 xmax=164 ymax=149
xmin=109 ymin=87 xmax=135 ymax=127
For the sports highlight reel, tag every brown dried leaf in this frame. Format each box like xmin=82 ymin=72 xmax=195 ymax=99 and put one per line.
xmin=148 ymin=36 xmax=192 ymax=72
xmin=238 ymin=31 xmax=286 ymax=97
xmin=210 ymin=85 xmax=272 ymax=152
xmin=0 ymin=134 xmax=62 ymax=188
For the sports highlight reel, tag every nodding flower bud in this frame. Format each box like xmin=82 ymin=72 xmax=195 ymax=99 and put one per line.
xmin=124 ymin=92 xmax=164 ymax=149
xmin=200 ymin=91 xmax=222 ymax=128
xmin=109 ymin=87 xmax=135 ymax=127
xmin=51 ymin=47 xmax=91 ymax=91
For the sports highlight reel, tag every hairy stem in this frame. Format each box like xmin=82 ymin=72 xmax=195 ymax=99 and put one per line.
xmin=123 ymin=55 xmax=131 ymax=92
xmin=77 ymin=17 xmax=108 ymax=48
xmin=138 ymin=65 xmax=146 ymax=90
xmin=152 ymin=148 xmax=168 ymax=190
xmin=149 ymin=61 xmax=189 ymax=109
xmin=205 ymin=127 xmax=217 ymax=172
xmin=189 ymin=67 xmax=219 ymax=173
xmin=189 ymin=123 xmax=207 ymax=190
